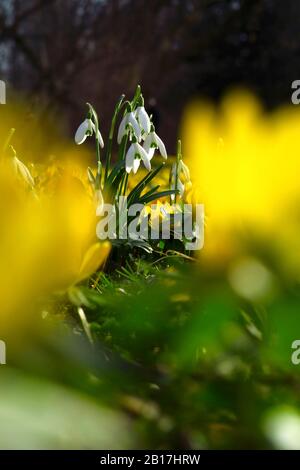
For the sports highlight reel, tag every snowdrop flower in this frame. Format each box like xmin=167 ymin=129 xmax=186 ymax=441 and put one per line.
xmin=125 ymin=140 xmax=151 ymax=174
xmin=135 ymin=106 xmax=151 ymax=135
xmin=143 ymin=127 xmax=167 ymax=160
xmin=75 ymin=118 xmax=104 ymax=147
xmin=117 ymin=111 xmax=141 ymax=144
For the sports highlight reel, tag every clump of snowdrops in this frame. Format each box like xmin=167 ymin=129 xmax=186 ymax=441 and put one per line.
xmin=75 ymin=85 xmax=195 ymax=253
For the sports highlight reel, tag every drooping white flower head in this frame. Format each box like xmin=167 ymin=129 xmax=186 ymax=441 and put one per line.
xmin=143 ymin=126 xmax=167 ymax=160
xmin=117 ymin=111 xmax=141 ymax=144
xmin=135 ymin=106 xmax=151 ymax=135
xmin=75 ymin=118 xmax=92 ymax=144
xmin=75 ymin=118 xmax=104 ymax=147
xmin=125 ymin=141 xmax=151 ymax=174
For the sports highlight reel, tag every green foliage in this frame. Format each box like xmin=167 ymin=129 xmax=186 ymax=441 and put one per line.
xmin=3 ymin=250 xmax=300 ymax=449
xmin=44 ymin=255 xmax=297 ymax=449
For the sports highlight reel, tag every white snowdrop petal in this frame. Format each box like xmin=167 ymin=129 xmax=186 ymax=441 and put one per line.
xmin=137 ymin=107 xmax=151 ymax=134
xmin=117 ymin=115 xmax=128 ymax=144
xmin=148 ymin=147 xmax=155 ymax=160
xmin=133 ymin=157 xmax=141 ymax=174
xmin=138 ymin=144 xmax=152 ymax=171
xmin=91 ymin=123 xmax=105 ymax=148
xmin=125 ymin=144 xmax=135 ymax=173
xmin=129 ymin=113 xmax=141 ymax=141
xmin=139 ymin=145 xmax=150 ymax=161
xmin=155 ymin=134 xmax=167 ymax=159
xmin=97 ymin=130 xmax=105 ymax=148
xmin=75 ymin=119 xmax=89 ymax=145
xmin=143 ymin=134 xmax=152 ymax=152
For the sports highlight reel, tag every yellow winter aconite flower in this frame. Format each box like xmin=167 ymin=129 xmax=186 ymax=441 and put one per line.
xmin=0 ymin=158 xmax=110 ymax=331
xmin=182 ymin=91 xmax=300 ymax=277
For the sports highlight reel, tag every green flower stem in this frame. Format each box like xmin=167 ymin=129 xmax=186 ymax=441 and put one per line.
xmin=131 ymin=84 xmax=141 ymax=109
xmin=87 ymin=103 xmax=101 ymax=160
xmin=118 ymin=134 xmax=128 ymax=161
xmin=122 ymin=173 xmax=129 ymax=197
xmin=116 ymin=134 xmax=128 ymax=198
xmin=95 ymin=161 xmax=102 ymax=190
xmin=117 ymin=172 xmax=125 ymax=199
xmin=175 ymin=139 xmax=182 ymax=204
xmin=104 ymin=94 xmax=125 ymax=182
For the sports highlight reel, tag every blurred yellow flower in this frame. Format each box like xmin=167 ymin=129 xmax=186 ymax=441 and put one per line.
xmin=0 ymin=157 xmax=110 ymax=332
xmin=182 ymin=91 xmax=300 ymax=278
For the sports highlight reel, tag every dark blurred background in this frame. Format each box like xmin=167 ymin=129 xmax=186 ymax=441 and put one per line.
xmin=0 ymin=0 xmax=298 ymax=152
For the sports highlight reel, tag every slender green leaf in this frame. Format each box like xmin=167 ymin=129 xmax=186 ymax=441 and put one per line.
xmin=127 ymin=163 xmax=165 ymax=203
xmin=139 ymin=189 xmax=179 ymax=205
xmin=130 ymin=185 xmax=160 ymax=206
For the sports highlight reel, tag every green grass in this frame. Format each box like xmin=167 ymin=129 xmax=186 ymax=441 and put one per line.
xmin=43 ymin=252 xmax=300 ymax=449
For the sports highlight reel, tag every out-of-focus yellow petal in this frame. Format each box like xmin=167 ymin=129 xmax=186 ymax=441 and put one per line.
xmin=182 ymin=90 xmax=300 ymax=277
xmin=76 ymin=241 xmax=111 ymax=284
